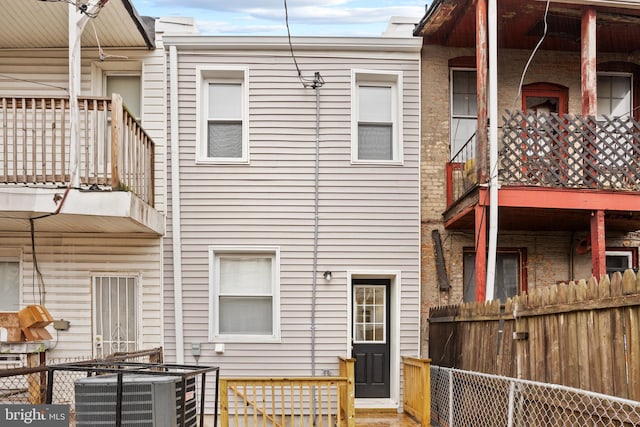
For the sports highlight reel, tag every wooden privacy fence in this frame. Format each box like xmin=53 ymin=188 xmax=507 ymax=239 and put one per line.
xmin=0 ymin=94 xmax=154 ymax=205
xmin=429 ymin=270 xmax=640 ymax=401
xmin=219 ymin=358 xmax=355 ymax=427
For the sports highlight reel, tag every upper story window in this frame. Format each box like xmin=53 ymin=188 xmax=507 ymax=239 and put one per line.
xmin=597 ymin=73 xmax=632 ymax=119
xmin=197 ymin=67 xmax=249 ymax=164
xmin=352 ymin=70 xmax=403 ymax=164
xmin=450 ymin=69 xmax=477 ymax=160
xmin=209 ymin=247 xmax=280 ymax=342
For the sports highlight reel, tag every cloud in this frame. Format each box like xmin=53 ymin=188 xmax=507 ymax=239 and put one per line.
xmin=135 ymin=0 xmax=425 ymax=36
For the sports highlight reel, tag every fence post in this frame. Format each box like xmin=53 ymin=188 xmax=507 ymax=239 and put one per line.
xmin=339 ymin=358 xmax=355 ymax=427
xmin=219 ymin=378 xmax=228 ymax=427
xmin=420 ymin=358 xmax=431 ymax=427
xmin=448 ymin=370 xmax=454 ymax=427
xmin=507 ymin=380 xmax=515 ymax=427
xmin=111 ymin=93 xmax=123 ymax=190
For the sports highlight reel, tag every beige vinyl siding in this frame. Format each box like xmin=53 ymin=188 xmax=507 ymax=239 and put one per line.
xmin=0 ymin=233 xmax=161 ymax=359
xmin=163 ymin=39 xmax=421 ymax=380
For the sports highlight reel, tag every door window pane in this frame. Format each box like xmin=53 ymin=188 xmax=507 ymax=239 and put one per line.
xmin=106 ymin=75 xmax=141 ymax=119
xmin=354 ymin=285 xmax=386 ymax=343
xmin=597 ymin=74 xmax=631 ymax=118
xmin=0 ymin=262 xmax=19 ymax=311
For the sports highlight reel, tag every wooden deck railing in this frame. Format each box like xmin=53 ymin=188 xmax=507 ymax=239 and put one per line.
xmin=447 ymin=111 xmax=640 ymax=206
xmin=0 ymin=94 xmax=154 ymax=206
xmin=220 ymin=358 xmax=355 ymax=427
xmin=402 ymin=356 xmax=431 ymax=426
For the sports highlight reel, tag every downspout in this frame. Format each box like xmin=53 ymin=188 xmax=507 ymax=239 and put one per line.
xmin=486 ymin=0 xmax=499 ymax=300
xmin=169 ymin=45 xmax=185 ymax=364
xmin=311 ymin=73 xmax=323 ymax=378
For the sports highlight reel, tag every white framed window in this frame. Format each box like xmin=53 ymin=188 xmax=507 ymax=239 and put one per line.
xmin=208 ymin=247 xmax=280 ymax=342
xmin=93 ymin=275 xmax=140 ymax=358
xmin=352 ymin=70 xmax=403 ymax=164
xmin=606 ymin=249 xmax=636 ymax=276
xmin=598 ymin=73 xmax=632 ymax=119
xmin=450 ymin=69 xmax=477 ymax=160
xmin=0 ymin=259 xmax=20 ymax=311
xmin=197 ymin=67 xmax=249 ymax=164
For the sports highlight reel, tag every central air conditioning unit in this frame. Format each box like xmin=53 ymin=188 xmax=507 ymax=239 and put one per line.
xmin=74 ymin=374 xmax=197 ymax=427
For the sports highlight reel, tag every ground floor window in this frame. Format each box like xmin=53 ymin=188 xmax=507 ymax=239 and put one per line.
xmin=463 ymin=248 xmax=527 ymax=302
xmin=208 ymin=247 xmax=280 ymax=342
xmin=606 ymin=248 xmax=637 ymax=276
xmin=93 ymin=275 xmax=138 ymax=357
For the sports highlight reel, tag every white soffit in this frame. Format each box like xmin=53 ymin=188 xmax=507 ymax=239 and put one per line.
xmin=0 ymin=0 xmax=153 ymax=49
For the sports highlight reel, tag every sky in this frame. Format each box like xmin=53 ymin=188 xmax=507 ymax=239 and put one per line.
xmin=133 ymin=0 xmax=428 ymax=37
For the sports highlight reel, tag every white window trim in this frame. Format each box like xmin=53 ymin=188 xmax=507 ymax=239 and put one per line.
xmin=91 ymin=273 xmax=143 ymax=358
xmin=449 ymin=67 xmax=478 ymax=160
xmin=0 ymin=248 xmax=22 ymax=312
xmin=605 ymin=250 xmax=633 ymax=267
xmin=208 ymin=246 xmax=281 ymax=343
xmin=196 ymin=66 xmax=250 ymax=164
xmin=597 ymin=72 xmax=633 ymax=120
xmin=351 ymin=69 xmax=403 ymax=165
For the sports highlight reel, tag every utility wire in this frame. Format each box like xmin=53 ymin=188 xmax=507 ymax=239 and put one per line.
xmin=283 ymin=0 xmax=324 ymax=89
xmin=511 ymin=0 xmax=551 ymax=112
xmin=0 ymin=74 xmax=68 ymax=92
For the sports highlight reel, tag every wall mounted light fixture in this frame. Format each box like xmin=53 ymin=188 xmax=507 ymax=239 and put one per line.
xmin=323 ymin=271 xmax=332 ymax=281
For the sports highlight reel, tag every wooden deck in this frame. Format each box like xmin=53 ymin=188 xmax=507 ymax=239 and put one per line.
xmin=355 ymin=412 xmax=421 ymax=426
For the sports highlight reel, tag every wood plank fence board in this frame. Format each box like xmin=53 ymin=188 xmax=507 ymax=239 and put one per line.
xmin=429 ymin=270 xmax=640 ymax=401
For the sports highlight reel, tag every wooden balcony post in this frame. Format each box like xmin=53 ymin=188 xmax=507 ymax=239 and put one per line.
xmin=475 ymin=0 xmax=488 ymax=184
xmin=581 ymin=7 xmax=597 ymax=118
xmin=590 ymin=210 xmax=606 ymax=280
xmin=111 ymin=93 xmax=123 ymax=190
xmin=219 ymin=378 xmax=228 ymax=427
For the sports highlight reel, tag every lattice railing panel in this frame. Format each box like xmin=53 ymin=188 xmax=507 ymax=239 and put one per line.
xmin=500 ymin=110 xmax=640 ymax=191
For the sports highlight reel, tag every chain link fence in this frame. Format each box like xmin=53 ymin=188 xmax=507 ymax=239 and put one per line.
xmin=431 ymin=365 xmax=640 ymax=427
xmin=0 ymin=348 xmax=164 ymax=406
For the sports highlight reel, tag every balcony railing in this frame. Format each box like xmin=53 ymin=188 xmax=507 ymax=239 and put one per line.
xmin=0 ymin=95 xmax=155 ymax=206
xmin=446 ymin=132 xmax=477 ymax=206
xmin=446 ymin=111 xmax=640 ymax=206
xmin=501 ymin=110 xmax=640 ymax=191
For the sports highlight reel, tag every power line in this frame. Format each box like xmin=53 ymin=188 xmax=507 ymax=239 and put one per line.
xmin=0 ymin=74 xmax=68 ymax=92
xmin=283 ymin=0 xmax=324 ymax=89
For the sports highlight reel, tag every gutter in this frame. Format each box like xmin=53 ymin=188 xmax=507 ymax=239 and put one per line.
xmin=413 ymin=0 xmax=445 ymax=36
xmin=169 ymin=45 xmax=185 ymax=363
xmin=121 ymin=0 xmax=156 ymax=49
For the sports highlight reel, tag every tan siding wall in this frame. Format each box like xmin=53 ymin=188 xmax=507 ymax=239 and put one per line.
xmin=0 ymin=233 xmax=161 ymax=359
xmin=163 ymin=43 xmax=421 ymax=378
